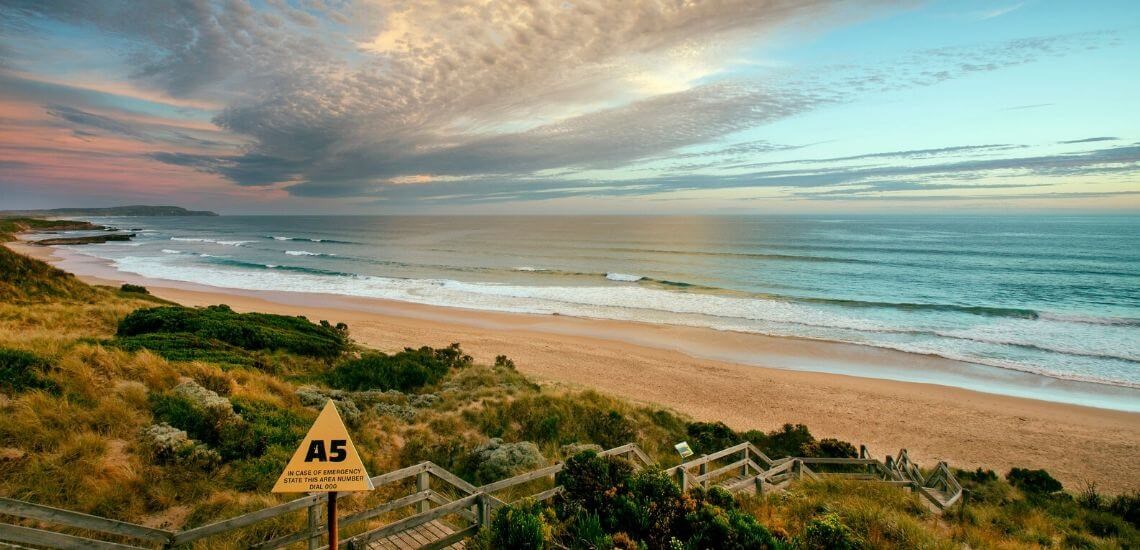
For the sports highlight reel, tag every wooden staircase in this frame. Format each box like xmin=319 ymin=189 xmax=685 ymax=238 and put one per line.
xmin=0 ymin=442 xmax=960 ymax=549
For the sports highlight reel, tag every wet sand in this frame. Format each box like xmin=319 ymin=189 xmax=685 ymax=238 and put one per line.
xmin=11 ymin=242 xmax=1140 ymax=492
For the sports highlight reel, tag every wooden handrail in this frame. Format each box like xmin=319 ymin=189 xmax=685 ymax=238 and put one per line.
xmin=0 ymin=497 xmax=172 ymax=543
xmin=0 ymin=440 xmax=964 ymax=549
xmin=172 ymin=493 xmax=328 ymax=545
xmin=0 ymin=523 xmax=145 ymax=550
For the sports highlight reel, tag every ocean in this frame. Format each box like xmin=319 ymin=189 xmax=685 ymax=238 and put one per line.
xmin=40 ymin=215 xmax=1140 ymax=394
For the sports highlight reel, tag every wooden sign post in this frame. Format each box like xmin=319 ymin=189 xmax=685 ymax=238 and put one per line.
xmin=273 ymin=401 xmax=373 ymax=548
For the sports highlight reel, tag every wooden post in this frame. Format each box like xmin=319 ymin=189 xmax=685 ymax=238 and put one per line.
xmin=740 ymin=449 xmax=749 ymax=477
xmin=307 ymin=497 xmax=321 ymax=550
xmin=416 ymin=471 xmax=431 ymax=514
xmin=698 ymin=455 xmax=708 ymax=489
xmin=327 ymin=491 xmax=338 ymax=549
xmin=476 ymin=494 xmax=490 ymax=528
xmin=675 ymin=466 xmax=688 ymax=493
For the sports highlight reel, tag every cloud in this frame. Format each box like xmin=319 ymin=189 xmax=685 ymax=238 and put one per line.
xmin=317 ymin=142 xmax=1140 ymax=204
xmin=1058 ymin=137 xmax=1118 ymax=144
xmin=201 ymin=29 xmax=1121 ymax=196
xmin=970 ymin=2 xmax=1026 ymax=20
xmin=1001 ymin=103 xmax=1054 ymax=111
xmin=2 ymin=1 xmax=1133 ymax=209
xmin=45 ymin=104 xmax=146 ymax=140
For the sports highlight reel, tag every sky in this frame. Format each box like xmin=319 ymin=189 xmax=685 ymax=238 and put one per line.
xmin=0 ymin=0 xmax=1138 ymax=215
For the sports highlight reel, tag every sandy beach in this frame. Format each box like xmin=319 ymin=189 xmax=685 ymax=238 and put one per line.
xmin=11 ymin=242 xmax=1140 ymax=492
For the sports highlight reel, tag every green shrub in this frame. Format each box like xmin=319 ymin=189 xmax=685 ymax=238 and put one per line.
xmin=564 ymin=511 xmax=611 ymax=549
xmin=120 ymin=283 xmax=149 ymax=294
xmin=556 ymin=451 xmax=634 ymax=519
xmin=147 ymin=383 xmax=304 ymax=463
xmin=747 ymin=424 xmax=816 ymax=459
xmin=615 ymin=469 xmax=685 ymax=547
xmin=958 ymin=468 xmax=998 ymax=483
xmin=231 ymin=397 xmax=311 ymax=451
xmin=117 ymin=305 xmax=349 ymax=359
xmin=491 ymin=501 xmax=548 ymax=549
xmin=1108 ymin=492 xmax=1140 ymax=528
xmin=230 ymin=446 xmax=294 ymax=491
xmin=112 ymin=333 xmax=254 ymax=366
xmin=805 ymin=438 xmax=857 ymax=459
xmin=150 ymin=392 xmax=219 ymax=443
xmin=800 ymin=512 xmax=860 ymax=550
xmin=686 ymin=421 xmax=738 ymax=455
xmin=683 ymin=502 xmax=781 ymax=550
xmin=494 ymin=355 xmax=516 ymax=369
xmin=1006 ymin=467 xmax=1062 ymax=494
xmin=1084 ymin=510 xmax=1129 ymax=538
xmin=327 ymin=343 xmax=470 ymax=391
xmin=0 ymin=347 xmax=58 ymax=393
xmin=469 ymin=438 xmax=547 ymax=484
xmin=688 ymin=421 xmax=857 ymax=462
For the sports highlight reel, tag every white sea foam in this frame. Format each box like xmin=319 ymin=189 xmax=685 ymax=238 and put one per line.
xmin=161 ymin=249 xmax=182 ymax=254
xmin=514 ymin=266 xmax=544 ymax=272
xmin=606 ymin=272 xmax=643 ymax=282
xmin=285 ymin=250 xmax=334 ymax=256
xmin=89 ymin=252 xmax=1140 ymax=395
xmin=170 ymin=237 xmax=250 ymax=247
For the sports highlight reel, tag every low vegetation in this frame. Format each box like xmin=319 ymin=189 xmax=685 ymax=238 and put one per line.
xmin=0 ymin=217 xmax=100 ymax=242
xmin=0 ymin=240 xmax=1137 ymax=548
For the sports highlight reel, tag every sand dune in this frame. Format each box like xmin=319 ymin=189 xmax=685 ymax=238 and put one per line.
xmin=14 ymin=242 xmax=1140 ymax=493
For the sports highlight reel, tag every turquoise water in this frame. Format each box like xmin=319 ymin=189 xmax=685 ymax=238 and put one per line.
xmin=48 ymin=215 xmax=1140 ymax=391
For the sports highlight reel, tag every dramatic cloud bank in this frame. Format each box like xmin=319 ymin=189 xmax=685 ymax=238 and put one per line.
xmin=0 ymin=0 xmax=1137 ymax=212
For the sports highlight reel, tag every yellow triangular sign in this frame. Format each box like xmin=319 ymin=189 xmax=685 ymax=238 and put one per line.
xmin=272 ymin=401 xmax=374 ymax=493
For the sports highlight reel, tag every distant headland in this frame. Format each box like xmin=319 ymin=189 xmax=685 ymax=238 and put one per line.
xmin=0 ymin=205 xmax=218 ymax=217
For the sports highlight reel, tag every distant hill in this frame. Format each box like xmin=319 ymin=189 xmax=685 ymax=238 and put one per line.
xmin=0 ymin=205 xmax=218 ymax=217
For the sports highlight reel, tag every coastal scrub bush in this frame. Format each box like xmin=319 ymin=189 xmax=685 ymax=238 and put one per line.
xmin=0 ymin=347 xmax=58 ymax=393
xmin=1007 ymin=467 xmax=1063 ymax=494
xmin=799 ymin=512 xmax=860 ymax=550
xmin=1109 ymin=492 xmax=1140 ymax=528
xmin=555 ymin=451 xmax=779 ymax=549
xmin=469 ymin=438 xmax=547 ymax=484
xmin=688 ymin=421 xmax=858 ymax=461
xmin=614 ymin=469 xmax=686 ymax=547
xmin=120 ymin=283 xmax=149 ymax=294
xmin=111 ymin=333 xmax=255 ymax=366
xmin=747 ymin=424 xmax=816 ymax=459
xmin=490 ymin=501 xmax=549 ymax=549
xmin=117 ymin=305 xmax=349 ymax=359
xmin=326 ymin=343 xmax=471 ymax=392
xmin=686 ymin=421 xmax=738 ymax=454
xmin=563 ymin=511 xmax=611 ymax=549
xmin=141 ymin=423 xmax=221 ymax=470
xmin=556 ymin=450 xmax=634 ymax=520
xmin=683 ymin=488 xmax=781 ymax=550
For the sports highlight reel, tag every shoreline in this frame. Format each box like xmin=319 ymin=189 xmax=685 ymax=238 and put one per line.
xmin=9 ymin=241 xmax=1140 ymax=492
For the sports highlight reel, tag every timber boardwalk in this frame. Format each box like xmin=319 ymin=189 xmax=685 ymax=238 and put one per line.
xmin=0 ymin=442 xmax=960 ymax=548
